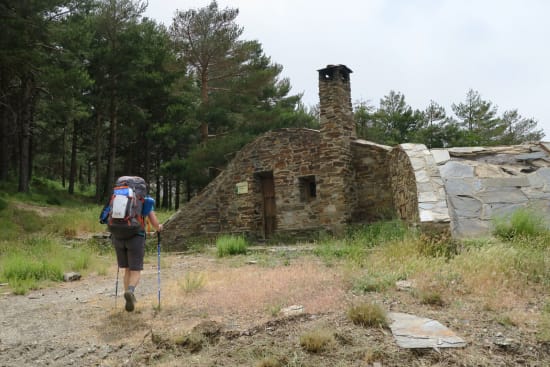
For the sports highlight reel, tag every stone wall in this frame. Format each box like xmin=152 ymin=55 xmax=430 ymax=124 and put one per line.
xmin=437 ymin=143 xmax=550 ymax=237
xmin=388 ymin=144 xmax=451 ymax=228
xmin=389 ymin=146 xmax=419 ymax=222
xmin=351 ymin=140 xmax=393 ymax=221
xmin=162 ymin=128 xmax=321 ymax=249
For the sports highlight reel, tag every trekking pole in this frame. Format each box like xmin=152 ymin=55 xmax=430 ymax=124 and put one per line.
xmin=157 ymin=232 xmax=161 ymax=310
xmin=115 ymin=266 xmax=120 ymax=309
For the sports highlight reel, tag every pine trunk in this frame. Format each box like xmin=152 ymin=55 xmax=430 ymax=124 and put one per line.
xmin=68 ymin=119 xmax=78 ymax=194
xmin=18 ymin=75 xmax=34 ymax=193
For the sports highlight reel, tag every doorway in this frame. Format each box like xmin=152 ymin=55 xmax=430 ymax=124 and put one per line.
xmin=258 ymin=172 xmax=276 ymax=238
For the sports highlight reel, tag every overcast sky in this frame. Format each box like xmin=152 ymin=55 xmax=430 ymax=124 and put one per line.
xmin=145 ymin=0 xmax=550 ymax=140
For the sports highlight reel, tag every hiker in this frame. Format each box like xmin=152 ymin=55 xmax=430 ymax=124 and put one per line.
xmin=100 ymin=176 xmax=163 ymax=312
xmin=114 ymin=206 xmax=162 ymax=312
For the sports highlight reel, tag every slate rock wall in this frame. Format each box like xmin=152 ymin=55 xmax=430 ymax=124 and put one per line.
xmin=437 ymin=143 xmax=550 ymax=237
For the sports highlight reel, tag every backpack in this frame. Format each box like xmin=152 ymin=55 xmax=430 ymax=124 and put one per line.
xmin=106 ymin=176 xmax=147 ymax=239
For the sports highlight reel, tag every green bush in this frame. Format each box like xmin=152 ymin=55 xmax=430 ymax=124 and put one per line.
xmin=493 ymin=208 xmax=547 ymax=240
xmin=216 ymin=235 xmax=248 ymax=257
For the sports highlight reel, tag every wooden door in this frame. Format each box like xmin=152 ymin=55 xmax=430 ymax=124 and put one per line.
xmin=261 ymin=175 xmax=276 ymax=237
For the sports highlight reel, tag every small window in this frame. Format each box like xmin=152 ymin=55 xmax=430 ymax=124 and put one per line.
xmin=299 ymin=176 xmax=317 ymax=202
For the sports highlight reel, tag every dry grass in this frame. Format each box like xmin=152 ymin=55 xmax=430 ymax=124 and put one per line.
xmin=256 ymin=357 xmax=282 ymax=367
xmin=145 ymin=256 xmax=345 ymax=333
xmin=178 ymin=271 xmax=206 ymax=293
xmin=347 ymin=303 xmax=388 ymax=328
xmin=299 ymin=328 xmax=336 ymax=353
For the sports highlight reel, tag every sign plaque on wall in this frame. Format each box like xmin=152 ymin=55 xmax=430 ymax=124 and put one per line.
xmin=236 ymin=181 xmax=248 ymax=194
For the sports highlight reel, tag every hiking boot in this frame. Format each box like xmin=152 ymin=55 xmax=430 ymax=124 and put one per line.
xmin=124 ymin=291 xmax=137 ymax=312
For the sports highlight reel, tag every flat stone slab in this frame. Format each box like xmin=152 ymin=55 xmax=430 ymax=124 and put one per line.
xmin=63 ymin=272 xmax=81 ymax=282
xmin=388 ymin=312 xmax=466 ymax=349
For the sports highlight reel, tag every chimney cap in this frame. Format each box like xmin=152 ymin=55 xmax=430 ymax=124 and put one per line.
xmin=317 ymin=64 xmax=353 ymax=74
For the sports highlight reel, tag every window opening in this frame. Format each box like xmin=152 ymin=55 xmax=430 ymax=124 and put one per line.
xmin=299 ymin=175 xmax=317 ymax=202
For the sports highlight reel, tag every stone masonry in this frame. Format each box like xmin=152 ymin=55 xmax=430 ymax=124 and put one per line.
xmin=318 ymin=65 xmax=356 ymax=233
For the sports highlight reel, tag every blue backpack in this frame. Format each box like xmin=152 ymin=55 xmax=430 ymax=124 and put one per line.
xmin=103 ymin=176 xmax=147 ymax=239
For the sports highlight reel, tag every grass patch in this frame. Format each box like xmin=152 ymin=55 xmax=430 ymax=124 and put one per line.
xmin=256 ymin=357 xmax=282 ymax=367
xmin=0 ymin=197 xmax=8 ymax=211
xmin=353 ymin=272 xmax=400 ymax=293
xmin=538 ymin=309 xmax=550 ymax=343
xmin=174 ymin=331 xmax=207 ymax=353
xmin=538 ymin=318 xmax=550 ymax=343
xmin=415 ymin=289 xmax=445 ymax=307
xmin=347 ymin=303 xmax=388 ymax=328
xmin=216 ymin=235 xmax=248 ymax=257
xmin=299 ymin=328 xmax=335 ymax=353
xmin=1 ymin=252 xmax=63 ymax=294
xmin=0 ymin=236 xmax=105 ymax=294
xmin=346 ymin=220 xmax=410 ymax=246
xmin=315 ymin=220 xmax=415 ymax=266
xmin=49 ymin=205 xmax=106 ymax=237
xmin=493 ymin=208 xmax=547 ymax=240
xmin=179 ymin=272 xmax=206 ymax=293
xmin=266 ymin=302 xmax=283 ymax=317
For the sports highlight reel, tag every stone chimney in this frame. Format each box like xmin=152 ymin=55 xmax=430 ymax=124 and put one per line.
xmin=317 ymin=64 xmax=356 ymax=233
xmin=318 ymin=64 xmax=355 ymax=140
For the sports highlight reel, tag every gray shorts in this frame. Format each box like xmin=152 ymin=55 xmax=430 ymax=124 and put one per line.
xmin=112 ymin=235 xmax=145 ymax=270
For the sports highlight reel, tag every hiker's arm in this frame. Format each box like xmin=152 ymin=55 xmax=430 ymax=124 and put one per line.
xmin=148 ymin=211 xmax=163 ymax=232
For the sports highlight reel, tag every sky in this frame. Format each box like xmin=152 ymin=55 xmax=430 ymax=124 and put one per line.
xmin=145 ymin=0 xmax=550 ymax=139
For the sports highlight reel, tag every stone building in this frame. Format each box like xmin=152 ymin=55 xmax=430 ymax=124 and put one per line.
xmin=162 ymin=64 xmax=550 ymax=249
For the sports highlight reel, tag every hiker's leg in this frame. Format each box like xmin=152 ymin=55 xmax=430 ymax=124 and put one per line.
xmin=123 ymin=268 xmax=131 ymax=290
xmin=128 ymin=270 xmax=141 ymax=288
xmin=123 ymin=236 xmax=144 ymax=312
xmin=126 ymin=235 xmax=145 ymax=290
xmin=113 ymin=238 xmax=130 ymax=289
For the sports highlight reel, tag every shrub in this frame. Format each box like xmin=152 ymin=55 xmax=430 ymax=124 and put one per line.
xmin=347 ymin=303 xmax=388 ymax=328
xmin=493 ymin=208 xmax=547 ymax=240
xmin=216 ymin=235 xmax=248 ymax=257
xmin=299 ymin=329 xmax=335 ymax=353
xmin=179 ymin=272 xmax=206 ymax=293
xmin=416 ymin=289 xmax=445 ymax=307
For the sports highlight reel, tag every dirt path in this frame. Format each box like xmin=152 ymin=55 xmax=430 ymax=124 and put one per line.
xmin=0 ymin=252 xmax=347 ymax=366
